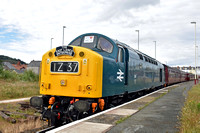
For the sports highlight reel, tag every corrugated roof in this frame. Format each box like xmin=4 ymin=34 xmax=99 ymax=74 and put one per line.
xmin=2 ymin=62 xmax=16 ymax=70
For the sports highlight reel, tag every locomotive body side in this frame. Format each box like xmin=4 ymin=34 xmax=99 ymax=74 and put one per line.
xmin=125 ymin=50 xmax=165 ymax=92
xmin=101 ymin=40 xmax=165 ymax=97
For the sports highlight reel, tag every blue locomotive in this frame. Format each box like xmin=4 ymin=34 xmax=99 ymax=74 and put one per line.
xmin=30 ymin=33 xmax=192 ymax=126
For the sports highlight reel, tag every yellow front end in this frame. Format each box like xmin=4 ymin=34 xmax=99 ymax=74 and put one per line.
xmin=40 ymin=46 xmax=103 ymax=98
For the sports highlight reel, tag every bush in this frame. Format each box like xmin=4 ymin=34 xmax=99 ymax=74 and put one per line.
xmin=0 ymin=69 xmax=39 ymax=82
xmin=20 ymin=70 xmax=39 ymax=82
xmin=0 ymin=69 xmax=20 ymax=80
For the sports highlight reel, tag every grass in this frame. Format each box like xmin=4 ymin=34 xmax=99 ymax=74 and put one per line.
xmin=115 ymin=115 xmax=131 ymax=125
xmin=0 ymin=66 xmax=40 ymax=100
xmin=179 ymin=84 xmax=200 ymax=133
xmin=0 ymin=79 xmax=39 ymax=100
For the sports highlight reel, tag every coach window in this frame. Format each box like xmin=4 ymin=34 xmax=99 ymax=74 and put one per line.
xmin=97 ymin=37 xmax=113 ymax=53
xmin=70 ymin=37 xmax=81 ymax=46
xmin=118 ymin=47 xmax=124 ymax=62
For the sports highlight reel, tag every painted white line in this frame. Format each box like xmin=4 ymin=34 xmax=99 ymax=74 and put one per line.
xmin=0 ymin=95 xmax=41 ymax=104
xmin=47 ymin=84 xmax=178 ymax=133
xmin=0 ymin=97 xmax=31 ymax=104
xmin=157 ymin=90 xmax=169 ymax=93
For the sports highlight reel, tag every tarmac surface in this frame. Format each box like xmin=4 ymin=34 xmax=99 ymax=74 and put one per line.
xmin=107 ymin=81 xmax=193 ymax=133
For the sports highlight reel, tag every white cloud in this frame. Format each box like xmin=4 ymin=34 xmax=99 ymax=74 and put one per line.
xmin=0 ymin=0 xmax=199 ymax=66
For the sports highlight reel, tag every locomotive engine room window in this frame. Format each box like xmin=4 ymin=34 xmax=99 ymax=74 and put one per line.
xmin=82 ymin=36 xmax=97 ymax=49
xmin=137 ymin=53 xmax=143 ymax=60
xmin=118 ymin=47 xmax=124 ymax=62
xmin=70 ymin=37 xmax=81 ymax=46
xmin=97 ymin=37 xmax=113 ymax=53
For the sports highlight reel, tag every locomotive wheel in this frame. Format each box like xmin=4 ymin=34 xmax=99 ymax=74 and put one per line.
xmin=67 ymin=104 xmax=80 ymax=121
xmin=67 ymin=104 xmax=90 ymax=121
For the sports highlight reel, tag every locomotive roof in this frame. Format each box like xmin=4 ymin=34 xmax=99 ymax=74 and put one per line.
xmin=74 ymin=33 xmax=161 ymax=64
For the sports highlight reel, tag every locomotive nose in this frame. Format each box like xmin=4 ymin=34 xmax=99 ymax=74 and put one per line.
xmin=40 ymin=46 xmax=103 ymax=98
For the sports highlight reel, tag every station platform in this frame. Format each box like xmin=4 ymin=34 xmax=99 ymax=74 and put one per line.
xmin=47 ymin=81 xmax=193 ymax=133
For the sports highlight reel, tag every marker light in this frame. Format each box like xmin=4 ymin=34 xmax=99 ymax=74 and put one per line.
xmin=86 ymin=85 xmax=92 ymax=91
xmin=79 ymin=51 xmax=84 ymax=57
xmin=49 ymin=52 xmax=53 ymax=57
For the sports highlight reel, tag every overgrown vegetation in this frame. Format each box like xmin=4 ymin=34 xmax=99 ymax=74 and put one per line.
xmin=0 ymin=66 xmax=39 ymax=100
xmin=180 ymin=84 xmax=200 ymax=132
xmin=0 ymin=66 xmax=38 ymax=82
xmin=0 ymin=102 xmax=46 ymax=133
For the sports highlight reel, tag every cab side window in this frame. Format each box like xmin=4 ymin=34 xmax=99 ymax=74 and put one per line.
xmin=118 ymin=47 xmax=124 ymax=63
xmin=97 ymin=37 xmax=113 ymax=53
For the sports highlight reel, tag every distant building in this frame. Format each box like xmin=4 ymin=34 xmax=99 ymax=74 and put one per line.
xmin=2 ymin=61 xmax=27 ymax=73
xmin=27 ymin=60 xmax=41 ymax=75
xmin=3 ymin=62 xmax=16 ymax=70
xmin=177 ymin=66 xmax=200 ymax=75
xmin=12 ymin=61 xmax=27 ymax=71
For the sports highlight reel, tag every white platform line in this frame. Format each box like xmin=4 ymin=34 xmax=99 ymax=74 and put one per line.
xmin=0 ymin=97 xmax=31 ymax=104
xmin=0 ymin=95 xmax=41 ymax=104
xmin=47 ymin=84 xmax=178 ymax=133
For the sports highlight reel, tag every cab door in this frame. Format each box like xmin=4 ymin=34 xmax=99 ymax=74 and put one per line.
xmin=117 ymin=46 xmax=128 ymax=85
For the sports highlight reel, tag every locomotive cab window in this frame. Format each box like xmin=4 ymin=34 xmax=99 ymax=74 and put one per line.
xmin=70 ymin=37 xmax=81 ymax=46
xmin=97 ymin=37 xmax=113 ymax=53
xmin=118 ymin=47 xmax=124 ymax=62
xmin=81 ymin=35 xmax=97 ymax=49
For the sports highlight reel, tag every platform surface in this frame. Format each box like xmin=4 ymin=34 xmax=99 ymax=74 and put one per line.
xmin=107 ymin=81 xmax=193 ymax=133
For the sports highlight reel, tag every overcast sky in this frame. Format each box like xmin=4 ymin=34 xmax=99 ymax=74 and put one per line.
xmin=0 ymin=0 xmax=199 ymax=66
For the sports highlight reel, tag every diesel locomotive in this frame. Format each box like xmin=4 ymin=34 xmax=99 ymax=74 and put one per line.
xmin=30 ymin=33 xmax=193 ymax=126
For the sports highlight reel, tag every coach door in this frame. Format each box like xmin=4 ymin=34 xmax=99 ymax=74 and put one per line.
xmin=117 ymin=46 xmax=128 ymax=85
xmin=160 ymin=68 xmax=163 ymax=82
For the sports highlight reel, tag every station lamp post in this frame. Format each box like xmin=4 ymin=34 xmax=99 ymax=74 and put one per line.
xmin=135 ymin=30 xmax=139 ymax=50
xmin=153 ymin=41 xmax=156 ymax=59
xmin=196 ymin=45 xmax=198 ymax=83
xmin=62 ymin=26 xmax=66 ymax=46
xmin=50 ymin=38 xmax=54 ymax=50
xmin=191 ymin=21 xmax=197 ymax=84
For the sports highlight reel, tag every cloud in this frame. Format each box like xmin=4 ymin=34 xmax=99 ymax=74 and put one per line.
xmin=0 ymin=0 xmax=199 ymax=66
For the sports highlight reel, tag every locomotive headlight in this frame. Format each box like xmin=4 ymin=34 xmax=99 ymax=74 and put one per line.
xmin=79 ymin=51 xmax=85 ymax=57
xmin=86 ymin=85 xmax=92 ymax=91
xmin=49 ymin=52 xmax=53 ymax=57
